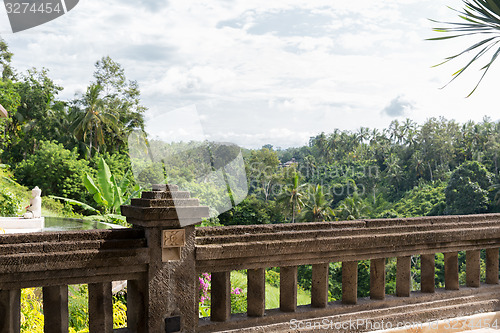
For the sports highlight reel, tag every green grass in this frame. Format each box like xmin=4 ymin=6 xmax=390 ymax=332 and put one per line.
xmin=230 ymin=270 xmax=311 ymax=310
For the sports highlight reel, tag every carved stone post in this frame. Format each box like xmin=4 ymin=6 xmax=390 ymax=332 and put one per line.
xmin=421 ymin=254 xmax=435 ymax=293
xmin=280 ymin=266 xmax=298 ymax=312
xmin=444 ymin=252 xmax=459 ymax=290
xmin=311 ymin=263 xmax=329 ymax=308
xmin=121 ymin=185 xmax=209 ymax=333
xmin=43 ymin=285 xmax=69 ymax=333
xmin=486 ymin=248 xmax=499 ymax=284
xmin=396 ymin=256 xmax=411 ymax=297
xmin=370 ymin=258 xmax=385 ymax=300
xmin=342 ymin=261 xmax=358 ymax=305
xmin=0 ymin=289 xmax=20 ymax=333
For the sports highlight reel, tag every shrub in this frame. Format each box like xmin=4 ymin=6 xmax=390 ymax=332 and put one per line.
xmin=445 ymin=161 xmax=493 ymax=215
xmin=0 ymin=187 xmax=23 ymax=216
xmin=14 ymin=141 xmax=92 ymax=203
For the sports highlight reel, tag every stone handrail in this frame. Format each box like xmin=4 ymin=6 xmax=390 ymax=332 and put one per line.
xmin=0 ymin=228 xmax=149 ymax=333
xmin=1 ymin=186 xmax=500 ymax=333
xmin=196 ymin=214 xmax=500 ymax=332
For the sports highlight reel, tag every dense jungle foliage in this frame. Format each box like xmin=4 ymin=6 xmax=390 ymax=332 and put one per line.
xmin=0 ymin=36 xmax=499 ymax=327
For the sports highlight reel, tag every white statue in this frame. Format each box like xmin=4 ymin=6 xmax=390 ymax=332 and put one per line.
xmin=23 ymin=186 xmax=42 ymax=219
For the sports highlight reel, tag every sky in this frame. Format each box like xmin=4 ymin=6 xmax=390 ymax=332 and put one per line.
xmin=1 ymin=0 xmax=499 ymax=149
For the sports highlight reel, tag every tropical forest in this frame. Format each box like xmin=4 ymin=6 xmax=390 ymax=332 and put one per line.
xmin=1 ymin=0 xmax=500 ymax=328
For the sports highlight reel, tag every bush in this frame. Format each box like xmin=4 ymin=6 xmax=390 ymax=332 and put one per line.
xmin=0 ymin=186 xmax=23 ymax=216
xmin=14 ymin=141 xmax=92 ymax=203
xmin=445 ymin=161 xmax=493 ymax=215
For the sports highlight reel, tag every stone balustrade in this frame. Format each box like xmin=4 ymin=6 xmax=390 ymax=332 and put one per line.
xmin=1 ymin=186 xmax=500 ymax=333
xmin=196 ymin=214 xmax=500 ymax=332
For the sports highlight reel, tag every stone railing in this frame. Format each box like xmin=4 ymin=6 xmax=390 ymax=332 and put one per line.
xmin=0 ymin=184 xmax=208 ymax=333
xmin=2 ymin=185 xmax=500 ymax=333
xmin=196 ymin=214 xmax=500 ymax=332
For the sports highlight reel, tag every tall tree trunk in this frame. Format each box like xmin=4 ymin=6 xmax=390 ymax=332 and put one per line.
xmin=89 ymin=124 xmax=93 ymax=160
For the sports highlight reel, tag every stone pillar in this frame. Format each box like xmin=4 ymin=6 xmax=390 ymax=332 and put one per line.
xmin=466 ymin=250 xmax=481 ymax=288
xmin=88 ymin=282 xmax=113 ymax=333
xmin=311 ymin=263 xmax=329 ymax=308
xmin=486 ymin=248 xmax=499 ymax=284
xmin=396 ymin=256 xmax=411 ymax=297
xmin=370 ymin=258 xmax=385 ymax=300
xmin=127 ymin=279 xmax=147 ymax=332
xmin=280 ymin=266 xmax=297 ymax=312
xmin=43 ymin=285 xmax=69 ymax=333
xmin=342 ymin=261 xmax=358 ymax=305
xmin=211 ymin=272 xmax=231 ymax=322
xmin=121 ymin=184 xmax=209 ymax=333
xmin=0 ymin=289 xmax=20 ymax=333
xmin=421 ymin=254 xmax=435 ymax=293
xmin=247 ymin=268 xmax=265 ymax=317
xmin=444 ymin=252 xmax=459 ymax=290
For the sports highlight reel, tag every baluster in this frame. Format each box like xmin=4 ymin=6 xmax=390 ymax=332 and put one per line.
xmin=370 ymin=258 xmax=385 ymax=300
xmin=211 ymin=271 xmax=231 ymax=321
xmin=486 ymin=248 xmax=499 ymax=284
xmin=88 ymin=282 xmax=113 ymax=333
xmin=0 ymin=289 xmax=20 ymax=333
xmin=280 ymin=266 xmax=297 ymax=312
xmin=444 ymin=252 xmax=459 ymax=290
xmin=311 ymin=263 xmax=329 ymax=308
xmin=127 ymin=279 xmax=147 ymax=332
xmin=342 ymin=261 xmax=358 ymax=305
xmin=247 ymin=268 xmax=265 ymax=317
xmin=466 ymin=250 xmax=481 ymax=287
xmin=396 ymin=256 xmax=411 ymax=297
xmin=43 ymin=285 xmax=68 ymax=333
xmin=421 ymin=254 xmax=435 ymax=293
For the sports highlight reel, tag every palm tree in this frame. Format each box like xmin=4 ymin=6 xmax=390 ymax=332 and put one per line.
xmin=335 ymin=192 xmax=369 ymax=221
xmin=71 ymin=84 xmax=118 ymax=159
xmin=430 ymin=0 xmax=500 ymax=96
xmin=302 ymin=184 xmax=335 ymax=222
xmin=278 ymin=172 xmax=306 ymax=223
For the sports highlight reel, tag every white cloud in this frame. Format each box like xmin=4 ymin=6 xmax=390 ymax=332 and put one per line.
xmin=2 ymin=0 xmax=496 ymax=149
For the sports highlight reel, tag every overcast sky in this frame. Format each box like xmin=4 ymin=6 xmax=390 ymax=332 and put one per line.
xmin=1 ymin=0 xmax=499 ymax=149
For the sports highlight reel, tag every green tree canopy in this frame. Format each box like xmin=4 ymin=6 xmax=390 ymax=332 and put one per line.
xmin=445 ymin=161 xmax=493 ymax=214
xmin=14 ymin=141 xmax=92 ymax=203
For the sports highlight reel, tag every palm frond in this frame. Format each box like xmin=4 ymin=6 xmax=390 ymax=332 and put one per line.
xmin=430 ymin=0 xmax=500 ymax=96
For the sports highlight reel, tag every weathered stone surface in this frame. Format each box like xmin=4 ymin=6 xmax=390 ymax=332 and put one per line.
xmin=0 ymin=289 xmax=20 ymax=333
xmin=311 ymin=263 xmax=328 ymax=308
xmin=130 ymin=198 xmax=200 ymax=207
xmin=211 ymin=271 xmax=231 ymax=322
xmin=152 ymin=184 xmax=179 ymax=191
xmin=121 ymin=205 xmax=209 ymax=221
xmin=141 ymin=191 xmax=191 ymax=199
xmin=445 ymin=252 xmax=459 ymax=290
xmin=396 ymin=256 xmax=411 ymax=297
xmin=466 ymin=250 xmax=481 ymax=288
xmin=198 ymin=286 xmax=500 ymax=332
xmin=342 ymin=261 xmax=358 ymax=305
xmin=486 ymin=248 xmax=499 ymax=284
xmin=247 ymin=268 xmax=265 ymax=317
xmin=280 ymin=266 xmax=297 ymax=312
xmin=421 ymin=253 xmax=435 ymax=293
xmin=43 ymin=285 xmax=68 ymax=333
xmin=88 ymin=282 xmax=113 ymax=333
xmin=370 ymin=258 xmax=385 ymax=300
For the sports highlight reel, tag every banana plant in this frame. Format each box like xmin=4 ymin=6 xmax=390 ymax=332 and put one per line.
xmin=50 ymin=158 xmax=141 ymax=225
xmin=83 ymin=158 xmax=140 ymax=214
